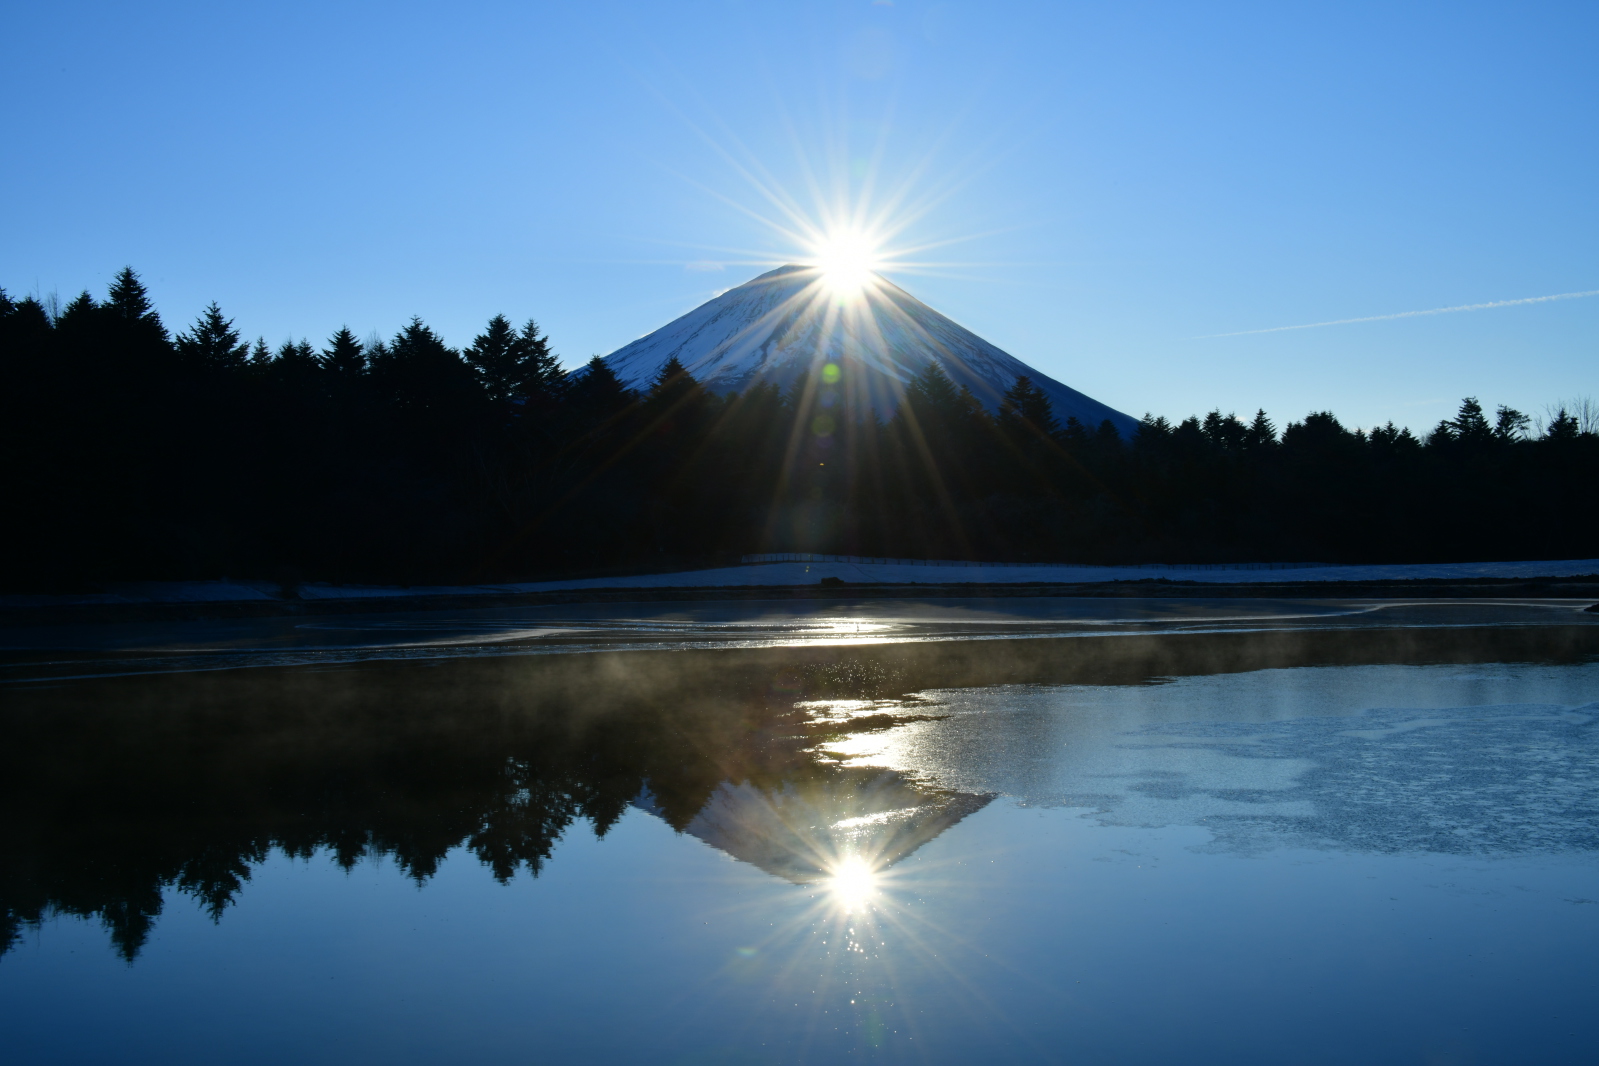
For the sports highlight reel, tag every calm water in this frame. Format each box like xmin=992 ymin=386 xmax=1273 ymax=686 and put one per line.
xmin=2 ymin=601 xmax=1597 ymax=1063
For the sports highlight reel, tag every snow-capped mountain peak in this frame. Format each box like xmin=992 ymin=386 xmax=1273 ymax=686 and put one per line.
xmin=602 ymin=265 xmax=1136 ymax=434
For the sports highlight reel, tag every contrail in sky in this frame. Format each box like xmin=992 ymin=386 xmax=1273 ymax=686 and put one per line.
xmin=1199 ymin=287 xmax=1599 ymax=338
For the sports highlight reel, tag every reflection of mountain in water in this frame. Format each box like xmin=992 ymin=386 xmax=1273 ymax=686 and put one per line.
xmin=636 ymin=768 xmax=991 ymax=883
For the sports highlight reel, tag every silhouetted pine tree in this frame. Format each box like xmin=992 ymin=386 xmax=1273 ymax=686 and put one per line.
xmin=370 ymin=318 xmax=477 ymax=418
xmin=0 ymin=291 xmax=51 ymax=345
xmin=568 ymin=356 xmax=632 ymax=420
xmin=1201 ymin=411 xmax=1247 ymax=451
xmin=1368 ymin=421 xmax=1419 ymax=454
xmin=463 ymin=314 xmax=522 ymax=404
xmin=899 ymin=361 xmax=962 ymax=429
xmin=515 ymin=319 xmax=565 ymax=404
xmin=105 ymin=267 xmax=166 ymax=339
xmin=175 ymin=302 xmax=249 ymax=371
xmin=321 ymin=327 xmax=367 ymax=378
xmin=1546 ymin=408 xmax=1580 ymax=441
xmin=465 ymin=316 xmax=565 ymax=409
xmin=998 ymin=375 xmax=1060 ymax=438
xmin=271 ymin=339 xmax=320 ymax=379
xmin=1493 ymin=405 xmax=1530 ymax=441
xmin=647 ymin=355 xmax=702 ymax=411
xmin=1244 ymin=409 xmax=1277 ymax=450
xmin=1441 ymin=397 xmax=1492 ymax=445
xmin=1061 ymin=415 xmax=1091 ymax=451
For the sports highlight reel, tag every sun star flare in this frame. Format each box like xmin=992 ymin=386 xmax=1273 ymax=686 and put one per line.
xmin=810 ymin=228 xmax=884 ymax=298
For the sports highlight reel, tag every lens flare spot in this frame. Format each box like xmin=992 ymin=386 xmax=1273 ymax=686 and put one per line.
xmin=811 ymin=414 xmax=836 ymax=436
xmin=821 ymin=362 xmax=842 ymax=384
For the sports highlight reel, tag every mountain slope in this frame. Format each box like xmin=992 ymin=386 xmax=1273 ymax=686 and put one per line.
xmin=602 ymin=265 xmax=1137 ymax=434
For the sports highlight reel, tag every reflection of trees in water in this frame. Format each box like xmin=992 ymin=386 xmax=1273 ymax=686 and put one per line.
xmin=1 ymin=736 xmax=643 ymax=961
xmin=0 ymin=652 xmax=964 ymax=961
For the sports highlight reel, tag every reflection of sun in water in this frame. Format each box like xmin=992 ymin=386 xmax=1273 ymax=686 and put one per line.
xmin=826 ymin=854 xmax=879 ymax=911
xmin=810 ymin=228 xmax=882 ymax=298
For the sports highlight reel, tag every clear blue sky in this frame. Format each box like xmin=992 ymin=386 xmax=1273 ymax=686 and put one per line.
xmin=4 ymin=1 xmax=1595 ymax=431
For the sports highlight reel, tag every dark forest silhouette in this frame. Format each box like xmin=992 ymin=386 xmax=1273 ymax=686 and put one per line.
xmin=3 ymin=269 xmax=1595 ymax=590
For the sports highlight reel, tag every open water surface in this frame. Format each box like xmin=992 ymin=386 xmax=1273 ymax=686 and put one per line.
xmin=2 ymin=600 xmax=1597 ymax=1063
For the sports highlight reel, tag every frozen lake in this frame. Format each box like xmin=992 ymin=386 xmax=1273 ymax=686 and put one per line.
xmin=2 ymin=606 xmax=1597 ymax=1063
xmin=3 ymin=593 xmax=1595 ymax=681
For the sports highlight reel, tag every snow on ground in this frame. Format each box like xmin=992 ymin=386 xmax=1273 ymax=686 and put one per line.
xmin=3 ymin=559 xmax=1596 ymax=609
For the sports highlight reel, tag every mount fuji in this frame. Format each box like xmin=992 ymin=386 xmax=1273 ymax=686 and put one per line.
xmin=601 ymin=265 xmax=1138 ymax=435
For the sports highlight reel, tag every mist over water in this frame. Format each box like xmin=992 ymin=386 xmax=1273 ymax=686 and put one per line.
xmin=2 ymin=611 xmax=1597 ymax=1063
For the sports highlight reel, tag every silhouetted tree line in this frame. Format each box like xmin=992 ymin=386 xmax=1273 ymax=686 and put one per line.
xmin=3 ymin=269 xmax=1594 ymax=588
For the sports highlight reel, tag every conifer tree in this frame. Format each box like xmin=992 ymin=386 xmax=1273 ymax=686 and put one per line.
xmin=1244 ymin=409 xmax=1277 ymax=450
xmin=515 ymin=319 xmax=565 ymax=402
xmin=465 ymin=316 xmax=566 ymax=406
xmin=1447 ymin=397 xmax=1492 ymax=444
xmin=1368 ymin=421 xmax=1418 ymax=453
xmin=648 ymin=355 xmax=703 ymax=413
xmin=957 ymin=385 xmax=986 ymax=421
xmin=464 ymin=314 xmax=522 ymax=403
xmin=370 ymin=318 xmax=478 ymax=418
xmin=378 ymin=319 xmax=457 ymax=373
xmin=1173 ymin=415 xmax=1205 ymax=451
xmin=1133 ymin=414 xmax=1172 ymax=449
xmin=0 ymin=293 xmax=52 ymax=343
xmin=56 ymin=291 xmax=98 ymax=330
xmin=176 ymin=303 xmax=249 ymax=371
xmin=105 ymin=267 xmax=166 ymax=337
xmin=264 ymin=339 xmax=322 ymax=399
xmin=651 ymin=355 xmax=689 ymax=393
xmin=1061 ymin=415 xmax=1091 ymax=451
xmin=1493 ymin=405 xmax=1529 ymax=441
xmin=998 ymin=375 xmax=1060 ymax=438
xmin=1545 ymin=408 xmax=1580 ymax=441
xmin=1201 ymin=410 xmax=1247 ymax=451
xmin=568 ymin=356 xmax=632 ymax=421
xmin=274 ymin=339 xmax=320 ymax=372
xmin=321 ymin=327 xmax=367 ymax=378
xmin=903 ymin=360 xmax=961 ymax=421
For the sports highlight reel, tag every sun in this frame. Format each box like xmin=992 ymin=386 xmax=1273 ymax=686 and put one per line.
xmin=825 ymin=854 xmax=879 ymax=911
xmin=810 ymin=229 xmax=882 ymax=297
